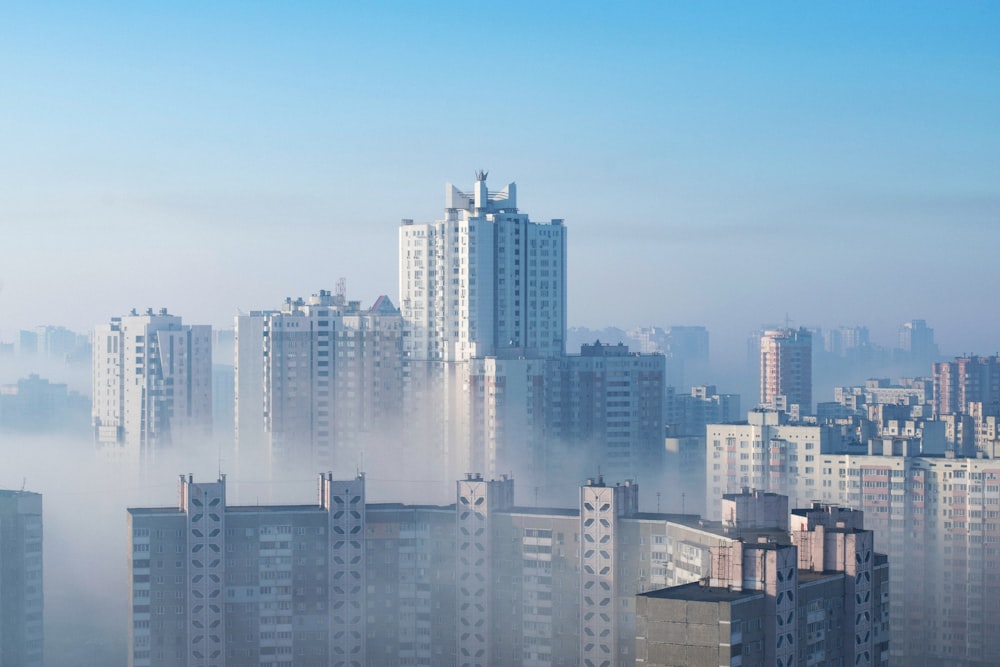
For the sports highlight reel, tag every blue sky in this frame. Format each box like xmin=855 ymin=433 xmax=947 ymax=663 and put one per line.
xmin=2 ymin=1 xmax=998 ymax=362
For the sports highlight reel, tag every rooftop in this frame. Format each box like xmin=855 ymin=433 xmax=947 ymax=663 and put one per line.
xmin=640 ymin=582 xmax=764 ymax=603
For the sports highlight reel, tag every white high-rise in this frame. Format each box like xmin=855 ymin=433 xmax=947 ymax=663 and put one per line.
xmin=235 ymin=290 xmax=403 ymax=476
xmin=92 ymin=309 xmax=212 ymax=464
xmin=399 ymin=173 xmax=567 ymax=480
xmin=399 ymin=171 xmax=567 ymax=362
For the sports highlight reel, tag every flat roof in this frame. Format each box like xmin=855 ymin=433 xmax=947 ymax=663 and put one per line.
xmin=640 ymin=582 xmax=764 ymax=603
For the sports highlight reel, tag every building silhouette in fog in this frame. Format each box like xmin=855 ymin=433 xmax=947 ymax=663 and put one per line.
xmin=92 ymin=309 xmax=212 ymax=465
xmin=0 ymin=489 xmax=43 ymax=667
xmin=897 ymin=318 xmax=939 ymax=366
xmin=397 ymin=176 xmax=665 ymax=490
xmin=398 ymin=173 xmax=568 ymax=482
xmin=235 ymin=290 xmax=403 ymax=476
xmin=128 ymin=475 xmax=887 ymax=667
xmin=759 ymin=328 xmax=812 ymax=415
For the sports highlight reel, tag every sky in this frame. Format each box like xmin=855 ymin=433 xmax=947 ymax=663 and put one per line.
xmin=2 ymin=1 xmax=999 ymax=365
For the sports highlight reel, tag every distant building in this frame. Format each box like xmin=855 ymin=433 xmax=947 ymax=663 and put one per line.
xmin=0 ymin=374 xmax=89 ymax=434
xmin=92 ymin=309 xmax=212 ymax=464
xmin=665 ymin=385 xmax=740 ymax=437
xmin=760 ymin=328 xmax=812 ymax=415
xmin=0 ymin=489 xmax=43 ymax=667
xmin=235 ymin=291 xmax=403 ymax=476
xmin=628 ymin=325 xmax=709 ymax=387
xmin=933 ymin=355 xmax=1000 ymax=418
xmin=897 ymin=319 xmax=939 ymax=365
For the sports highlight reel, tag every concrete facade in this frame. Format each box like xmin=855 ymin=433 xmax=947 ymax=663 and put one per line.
xmin=235 ymin=291 xmax=403 ymax=476
xmin=93 ymin=310 xmax=212 ymax=466
xmin=0 ymin=489 xmax=43 ymax=667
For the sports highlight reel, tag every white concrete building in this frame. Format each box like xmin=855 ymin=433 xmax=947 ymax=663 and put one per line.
xmin=399 ymin=172 xmax=567 ymax=363
xmin=398 ymin=173 xmax=567 ymax=481
xmin=235 ymin=291 xmax=403 ymax=477
xmin=92 ymin=309 xmax=212 ymax=464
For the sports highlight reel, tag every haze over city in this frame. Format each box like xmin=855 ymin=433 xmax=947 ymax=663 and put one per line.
xmin=2 ymin=3 xmax=1000 ymax=667
xmin=2 ymin=2 xmax=999 ymax=364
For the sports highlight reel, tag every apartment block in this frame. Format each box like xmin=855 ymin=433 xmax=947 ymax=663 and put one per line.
xmin=235 ymin=291 xmax=403 ymax=475
xmin=0 ymin=489 xmax=43 ymax=667
xmin=759 ymin=328 xmax=812 ymax=415
xmin=138 ymin=474 xmax=890 ymax=667
xmin=707 ymin=418 xmax=1000 ymax=666
xmin=93 ymin=309 xmax=212 ymax=464
xmin=636 ymin=499 xmax=889 ymax=667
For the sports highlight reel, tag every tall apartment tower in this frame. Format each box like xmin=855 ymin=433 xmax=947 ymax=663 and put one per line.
xmin=0 ymin=489 xmax=44 ymax=667
xmin=399 ymin=174 xmax=567 ymax=480
xmin=235 ymin=291 xmax=403 ymax=476
xmin=399 ymin=172 xmax=567 ymax=362
xmin=759 ymin=328 xmax=812 ymax=415
xmin=898 ymin=319 xmax=939 ymax=362
xmin=93 ymin=309 xmax=212 ymax=463
xmin=933 ymin=355 xmax=1000 ymax=417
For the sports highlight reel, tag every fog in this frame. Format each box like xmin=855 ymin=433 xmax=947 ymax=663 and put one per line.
xmin=1 ymin=3 xmax=998 ymax=666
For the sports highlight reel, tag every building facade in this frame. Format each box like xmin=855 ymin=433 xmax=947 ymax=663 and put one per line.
xmin=706 ymin=411 xmax=1000 ymax=666
xmin=235 ymin=291 xmax=403 ymax=476
xmin=398 ymin=173 xmax=567 ymax=364
xmin=136 ymin=475 xmax=885 ymax=667
xmin=0 ymin=489 xmax=44 ymax=667
xmin=636 ymin=500 xmax=889 ymax=667
xmin=759 ymin=328 xmax=812 ymax=415
xmin=93 ymin=309 xmax=212 ymax=464
xmin=933 ymin=355 xmax=1000 ymax=418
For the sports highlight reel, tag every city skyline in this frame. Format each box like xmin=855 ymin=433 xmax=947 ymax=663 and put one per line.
xmin=2 ymin=3 xmax=999 ymax=364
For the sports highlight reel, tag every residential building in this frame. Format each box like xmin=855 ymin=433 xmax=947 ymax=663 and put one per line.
xmin=546 ymin=342 xmax=666 ymax=486
xmin=398 ymin=173 xmax=567 ymax=482
xmin=141 ymin=475 xmax=896 ymax=667
xmin=92 ymin=309 xmax=212 ymax=464
xmin=0 ymin=489 xmax=43 ymax=667
xmin=665 ymin=385 xmax=740 ymax=437
xmin=636 ymin=498 xmax=889 ymax=667
xmin=759 ymin=328 xmax=812 ymax=415
xmin=398 ymin=172 xmax=566 ymax=364
xmin=0 ymin=374 xmax=89 ymax=434
xmin=897 ymin=319 xmax=939 ymax=366
xmin=235 ymin=291 xmax=403 ymax=476
xmin=933 ymin=355 xmax=1000 ymax=418
xmin=706 ymin=414 xmax=1000 ymax=666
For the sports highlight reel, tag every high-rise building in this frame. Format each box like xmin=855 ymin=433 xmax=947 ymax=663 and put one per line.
xmin=546 ymin=342 xmax=666 ymax=484
xmin=399 ymin=172 xmax=567 ymax=363
xmin=759 ymin=328 xmax=812 ymax=415
xmin=933 ymin=355 xmax=1000 ymax=418
xmin=235 ymin=291 xmax=403 ymax=476
xmin=397 ymin=176 xmax=665 ymax=491
xmin=398 ymin=174 xmax=570 ymax=482
xmin=897 ymin=319 xmax=939 ymax=364
xmin=0 ymin=489 xmax=44 ymax=667
xmin=93 ymin=309 xmax=212 ymax=464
